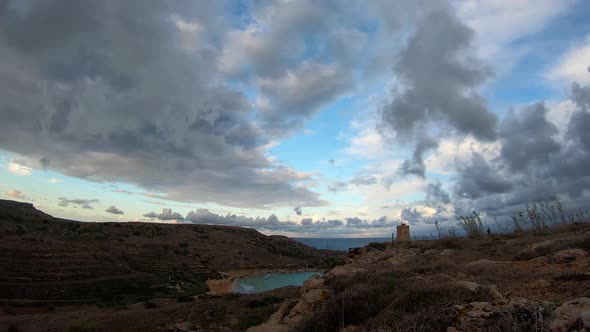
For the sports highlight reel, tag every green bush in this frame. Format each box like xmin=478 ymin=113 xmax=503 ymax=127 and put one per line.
xmin=367 ymin=242 xmax=388 ymax=250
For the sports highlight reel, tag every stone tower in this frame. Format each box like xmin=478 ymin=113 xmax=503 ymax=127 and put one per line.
xmin=396 ymin=222 xmax=410 ymax=241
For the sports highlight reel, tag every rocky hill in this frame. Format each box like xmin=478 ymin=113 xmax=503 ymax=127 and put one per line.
xmin=0 ymin=199 xmax=336 ymax=305
xmin=250 ymin=222 xmax=590 ymax=331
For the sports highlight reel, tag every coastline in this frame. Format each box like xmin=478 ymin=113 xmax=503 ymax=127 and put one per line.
xmin=206 ymin=267 xmax=323 ymax=294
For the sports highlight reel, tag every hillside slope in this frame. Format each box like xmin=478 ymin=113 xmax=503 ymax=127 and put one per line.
xmin=0 ymin=199 xmax=335 ymax=303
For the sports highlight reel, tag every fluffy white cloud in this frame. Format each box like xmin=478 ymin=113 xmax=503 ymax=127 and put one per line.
xmin=547 ymin=35 xmax=590 ymax=85
xmin=7 ymin=161 xmax=31 ymax=176
xmin=5 ymin=189 xmax=26 ymax=200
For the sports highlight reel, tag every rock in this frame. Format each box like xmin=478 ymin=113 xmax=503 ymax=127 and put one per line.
xmin=528 ymin=279 xmax=551 ymax=289
xmin=246 ymin=300 xmax=297 ymax=332
xmin=424 ymin=249 xmax=440 ymax=256
xmin=325 ymin=265 xmax=368 ymax=279
xmin=456 ymin=281 xmax=506 ymax=302
xmin=466 ymin=259 xmax=506 ymax=267
xmin=441 ymin=249 xmax=455 ymax=256
xmin=286 ymin=288 xmax=330 ymax=321
xmin=550 ymin=249 xmax=588 ymax=263
xmin=451 ymin=299 xmax=553 ymax=331
xmin=549 ymin=297 xmax=590 ymax=332
xmin=340 ymin=325 xmax=362 ymax=332
xmin=174 ymin=321 xmax=193 ymax=332
xmin=301 ymin=275 xmax=324 ymax=293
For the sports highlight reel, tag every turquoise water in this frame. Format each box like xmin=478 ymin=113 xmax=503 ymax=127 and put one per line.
xmin=233 ymin=271 xmax=321 ymax=294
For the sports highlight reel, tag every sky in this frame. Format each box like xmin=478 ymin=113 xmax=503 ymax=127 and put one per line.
xmin=1 ymin=0 xmax=590 ymax=238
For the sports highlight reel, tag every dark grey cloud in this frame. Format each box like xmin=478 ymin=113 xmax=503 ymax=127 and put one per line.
xmin=144 ymin=208 xmax=184 ymax=221
xmin=0 ymin=0 xmax=326 ymax=209
xmin=400 ymin=207 xmax=421 ymax=223
xmin=567 ymin=83 xmax=590 ymax=149
xmin=451 ymin=81 xmax=590 ymax=217
xmin=380 ymin=6 xmax=496 ymax=178
xmin=105 ymin=205 xmax=124 ymax=215
xmin=293 ymin=206 xmax=302 ymax=216
xmin=58 ymin=197 xmax=99 ymax=208
xmin=184 ymin=208 xmax=296 ymax=230
xmin=425 ymin=181 xmax=451 ymax=207
xmin=454 ymin=153 xmax=513 ymax=199
xmin=182 ymin=207 xmax=397 ymax=234
xmin=398 ymin=137 xmax=438 ymax=178
xmin=499 ymin=103 xmax=560 ymax=171
xmin=143 ymin=212 xmax=157 ymax=218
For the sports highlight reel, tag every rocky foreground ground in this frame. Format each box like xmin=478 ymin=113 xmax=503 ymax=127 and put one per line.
xmin=250 ymin=223 xmax=590 ymax=332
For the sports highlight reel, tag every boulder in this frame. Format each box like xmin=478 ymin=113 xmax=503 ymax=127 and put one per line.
xmin=550 ymin=249 xmax=588 ymax=263
xmin=325 ymin=265 xmax=368 ymax=279
xmin=301 ymin=274 xmax=324 ymax=293
xmin=287 ymin=288 xmax=330 ymax=319
xmin=456 ymin=281 xmax=506 ymax=302
xmin=174 ymin=321 xmax=193 ymax=332
xmin=451 ymin=299 xmax=553 ymax=331
xmin=549 ymin=297 xmax=590 ymax=332
xmin=424 ymin=249 xmax=440 ymax=256
xmin=441 ymin=249 xmax=455 ymax=256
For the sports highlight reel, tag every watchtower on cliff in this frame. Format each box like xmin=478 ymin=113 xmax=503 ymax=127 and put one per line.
xmin=396 ymin=223 xmax=410 ymax=241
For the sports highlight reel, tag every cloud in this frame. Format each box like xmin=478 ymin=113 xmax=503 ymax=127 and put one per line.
xmin=7 ymin=160 xmax=31 ymax=176
xmin=0 ymin=0 xmax=326 ymax=209
xmin=398 ymin=138 xmax=438 ymax=178
xmin=48 ymin=178 xmax=61 ymax=184
xmin=425 ymin=181 xmax=451 ymax=207
xmin=257 ymin=61 xmax=354 ymax=132
xmin=328 ymin=181 xmax=349 ymax=192
xmin=380 ymin=7 xmax=497 ymax=177
xmin=5 ymin=189 xmax=26 ymax=200
xmin=143 ymin=212 xmax=157 ymax=218
xmin=451 ymin=81 xmax=590 ymax=217
xmin=58 ymin=197 xmax=99 ymax=209
xmin=456 ymin=0 xmax=574 ymax=62
xmin=144 ymin=208 xmax=184 ymax=221
xmin=105 ymin=205 xmax=124 ymax=215
xmin=293 ymin=206 xmax=302 ymax=216
xmin=547 ymin=35 xmax=590 ymax=85
xmin=185 ymin=208 xmax=294 ymax=230
xmin=499 ymin=103 xmax=560 ymax=171
xmin=350 ymin=175 xmax=377 ymax=186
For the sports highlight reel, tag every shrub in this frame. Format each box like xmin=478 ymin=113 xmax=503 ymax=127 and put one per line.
xmin=245 ymin=297 xmax=283 ymax=309
xmin=325 ymin=256 xmax=346 ymax=269
xmin=236 ymin=314 xmax=265 ymax=331
xmin=366 ymin=283 xmax=492 ymax=331
xmin=367 ymin=242 xmax=388 ymax=250
xmin=297 ymin=272 xmax=402 ymax=331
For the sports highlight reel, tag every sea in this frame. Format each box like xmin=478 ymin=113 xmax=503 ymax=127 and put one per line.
xmin=294 ymin=237 xmax=391 ymax=251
